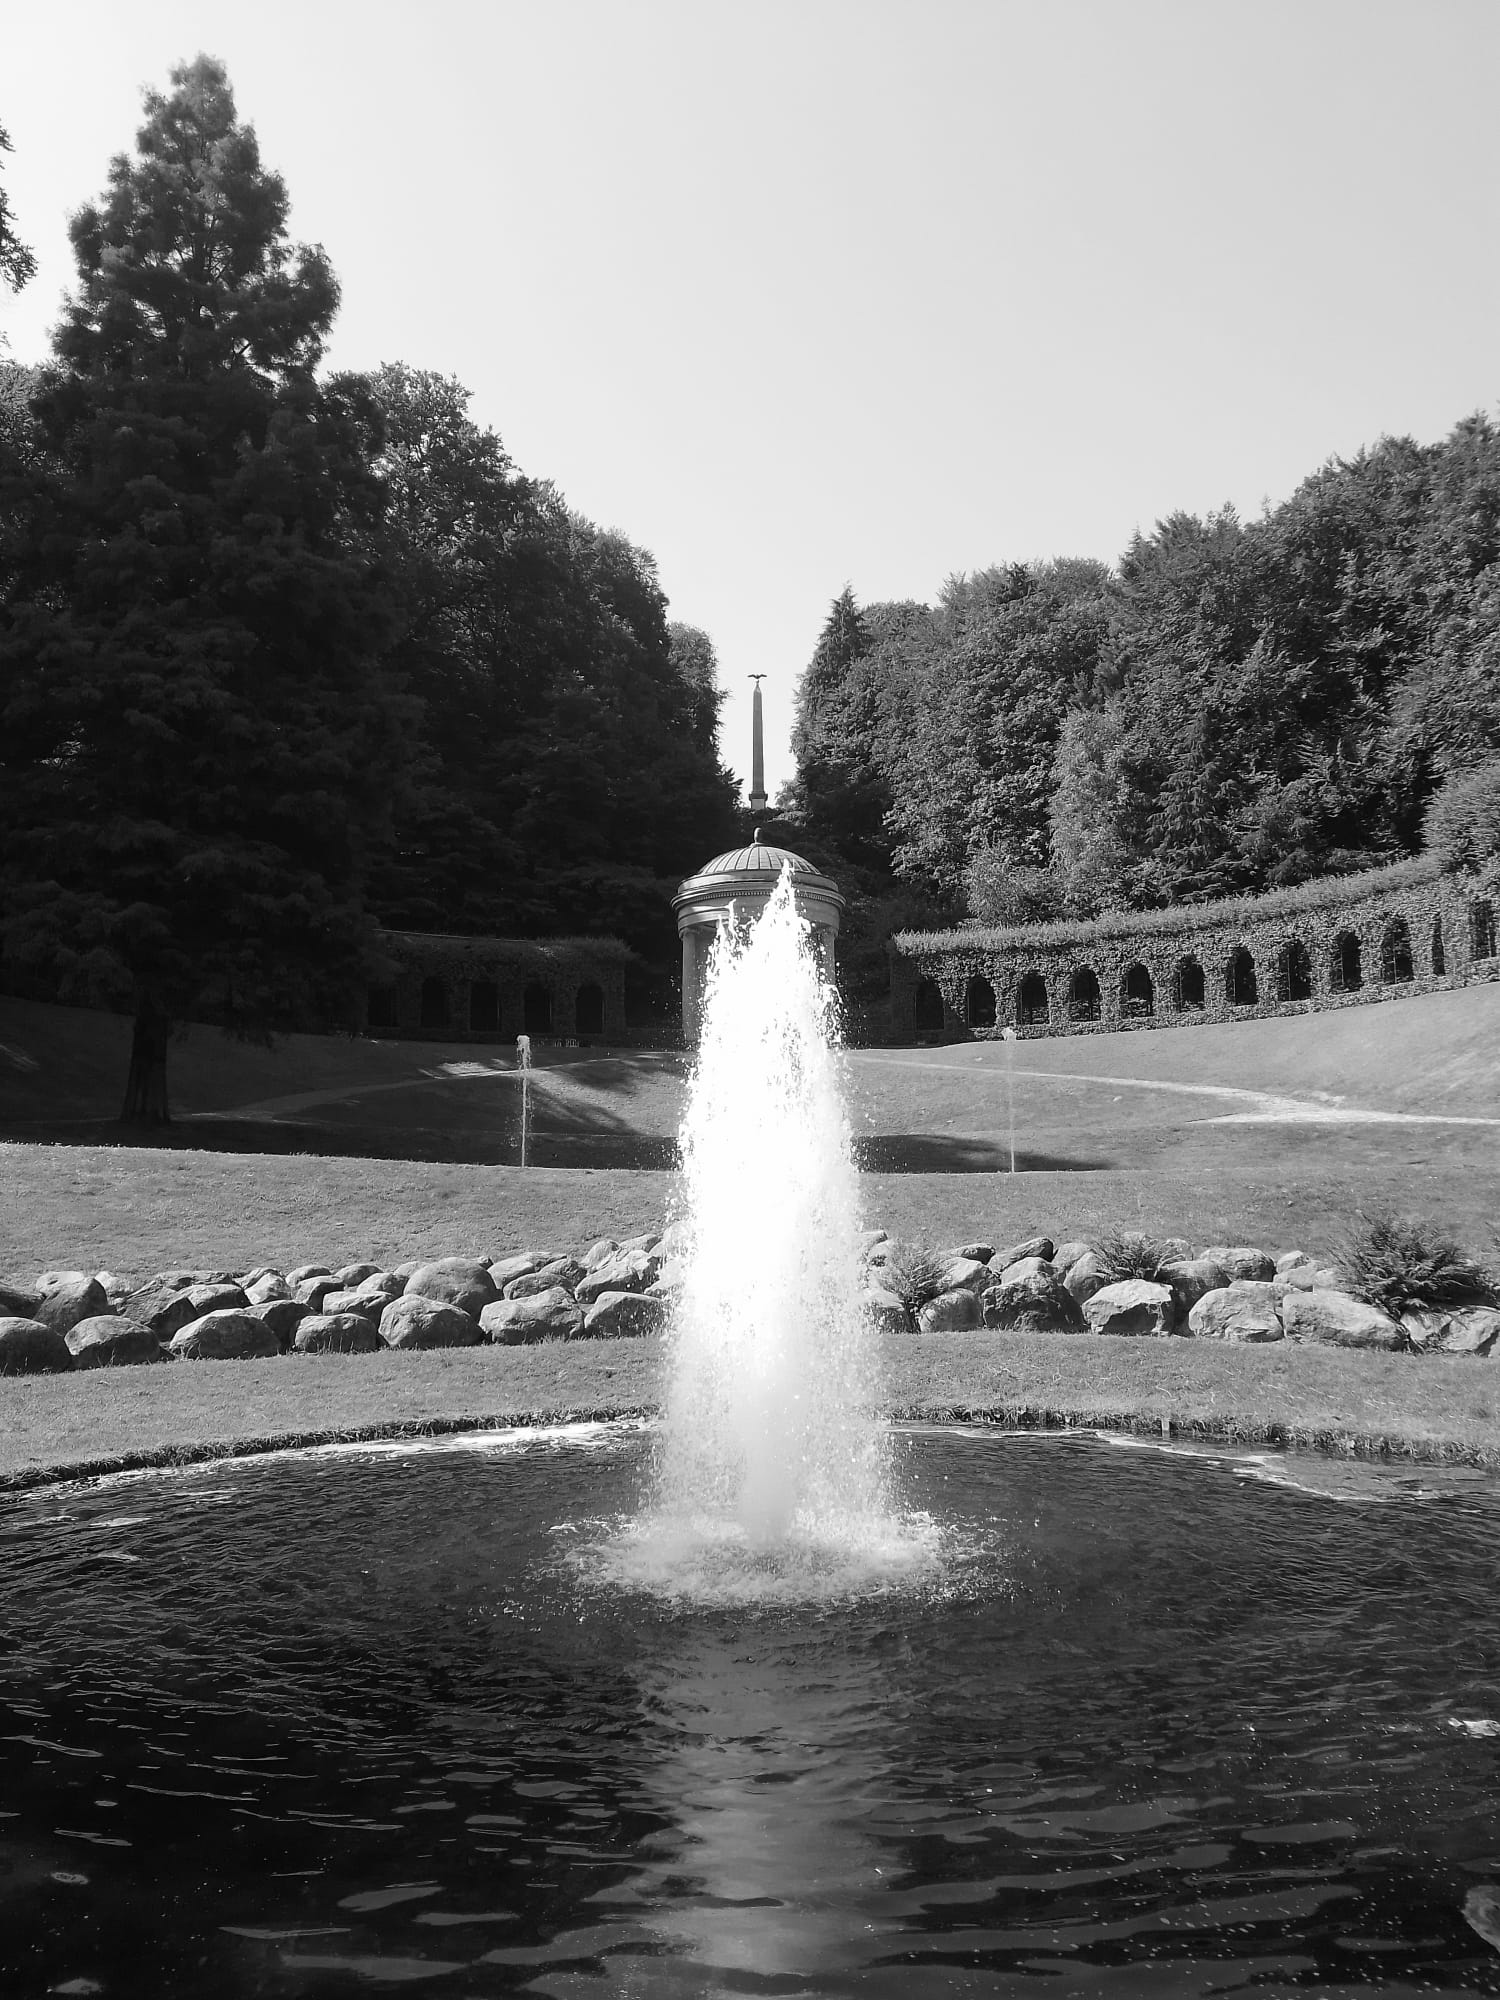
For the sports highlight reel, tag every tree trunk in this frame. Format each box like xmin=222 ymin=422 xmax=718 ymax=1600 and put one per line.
xmin=121 ymin=998 xmax=171 ymax=1127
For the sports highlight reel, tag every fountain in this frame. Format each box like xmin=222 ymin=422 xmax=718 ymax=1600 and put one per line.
xmin=4 ymin=872 xmax=1500 ymax=1991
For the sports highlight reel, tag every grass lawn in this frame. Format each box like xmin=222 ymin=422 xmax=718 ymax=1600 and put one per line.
xmin=2 ymin=1143 xmax=1497 ymax=1280
xmin=4 ymin=1332 xmax=1498 ymax=1490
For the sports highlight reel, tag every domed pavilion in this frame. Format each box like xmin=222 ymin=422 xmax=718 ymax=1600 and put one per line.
xmin=672 ymin=830 xmax=845 ymax=1042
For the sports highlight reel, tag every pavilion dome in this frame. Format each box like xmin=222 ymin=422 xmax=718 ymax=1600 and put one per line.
xmin=672 ymin=829 xmax=844 ymax=913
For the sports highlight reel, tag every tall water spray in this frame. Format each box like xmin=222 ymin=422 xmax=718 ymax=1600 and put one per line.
xmin=642 ymin=869 xmax=896 ymax=1582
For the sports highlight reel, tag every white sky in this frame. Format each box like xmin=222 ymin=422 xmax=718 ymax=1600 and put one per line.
xmin=4 ymin=1 xmax=1498 ymax=806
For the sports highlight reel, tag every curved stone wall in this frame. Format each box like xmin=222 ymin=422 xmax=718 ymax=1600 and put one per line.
xmin=369 ymin=932 xmax=632 ymax=1044
xmin=889 ymin=860 xmax=1500 ymax=1041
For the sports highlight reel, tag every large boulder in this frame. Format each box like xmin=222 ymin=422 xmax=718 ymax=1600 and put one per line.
xmin=480 ymin=1288 xmax=585 ymax=1344
xmin=1063 ymin=1252 xmax=1107 ymax=1304
xmin=169 ymin=1310 xmax=280 ymax=1361
xmin=1199 ymin=1245 xmax=1276 ymax=1284
xmin=917 ymin=1288 xmax=983 ymax=1333
xmin=66 ymin=1316 xmax=163 ymax=1367
xmin=938 ymin=1257 xmax=992 ymax=1295
xmin=1275 ymin=1249 xmax=1315 ymax=1275
xmin=575 ymin=1249 xmax=658 ymax=1305
xmin=246 ymin=1299 xmax=311 ymax=1349
xmin=403 ymin=1258 xmax=498 ymax=1320
xmin=1400 ymin=1306 xmax=1500 ymax=1357
xmin=1281 ymin=1289 xmax=1405 ymax=1351
xmin=144 ymin=1281 xmax=249 ymax=1340
xmin=1187 ymin=1281 xmax=1284 ymax=1343
xmin=0 ymin=1317 xmax=74 ymax=1374
xmin=582 ymin=1291 xmax=669 ymax=1339
xmin=321 ymin=1287 xmax=385 ymax=1322
xmin=994 ymin=1255 xmax=1051 ymax=1286
xmin=505 ymin=1257 xmax=585 ymax=1300
xmin=0 ymin=1280 xmax=44 ymax=1319
xmin=996 ymin=1235 xmax=1055 ymax=1268
xmin=33 ymin=1273 xmax=110 ymax=1337
xmin=982 ymin=1270 xmax=1085 ymax=1334
xmin=1083 ymin=1279 xmax=1176 ymax=1338
xmin=1158 ymin=1257 xmax=1229 ymax=1323
xmin=294 ymin=1275 xmax=340 ymax=1311
xmin=1050 ymin=1240 xmax=1091 ymax=1275
xmin=380 ymin=1294 xmax=483 ymax=1350
xmin=295 ymin=1312 xmax=385 ymax=1355
xmin=579 ymin=1238 xmax=619 ymax=1272
xmin=861 ymin=1287 xmax=911 ymax=1334
xmin=617 ymin=1231 xmax=661 ymax=1257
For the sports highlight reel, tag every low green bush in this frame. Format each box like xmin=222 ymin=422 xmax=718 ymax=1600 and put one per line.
xmin=878 ymin=1240 xmax=951 ymax=1311
xmin=1091 ymin=1227 xmax=1175 ymax=1285
xmin=1336 ymin=1211 xmax=1497 ymax=1315
xmin=1422 ymin=761 xmax=1500 ymax=873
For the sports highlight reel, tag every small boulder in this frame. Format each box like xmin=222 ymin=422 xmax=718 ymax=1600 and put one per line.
xmin=392 ymin=1259 xmax=422 ymax=1282
xmin=243 ymin=1272 xmax=293 ymax=1306
xmin=505 ymin=1257 xmax=585 ymax=1299
xmin=582 ymin=1291 xmax=669 ymax=1339
xmin=1275 ymin=1249 xmax=1315 ymax=1275
xmin=66 ymin=1316 xmax=163 ymax=1367
xmin=859 ymin=1230 xmax=889 ymax=1258
xmin=939 ymin=1257 xmax=992 ymax=1294
xmin=982 ymin=1271 xmax=1085 ymax=1334
xmin=1199 ymin=1245 xmax=1276 ymax=1284
xmin=480 ymin=1287 xmax=585 ymax=1344
xmin=1281 ymin=1289 xmax=1405 ymax=1351
xmin=580 ymin=1238 xmax=619 ymax=1271
xmin=996 ymin=1255 xmax=1051 ymax=1286
xmin=380 ymin=1293 xmax=483 ymax=1349
xmin=286 ymin=1264 xmax=332 ymax=1286
xmin=246 ymin=1299 xmax=311 ymax=1349
xmin=996 ymin=1235 xmax=1055 ymax=1268
xmin=950 ymin=1242 xmax=995 ymax=1264
xmin=33 ymin=1273 xmax=110 ymax=1337
xmin=1188 ymin=1281 xmax=1283 ymax=1343
xmin=403 ymin=1258 xmax=498 ymax=1320
xmin=1083 ymin=1279 xmax=1176 ymax=1338
xmin=0 ymin=1280 xmax=44 ymax=1319
xmin=169 ymin=1310 xmax=280 ymax=1361
xmin=490 ymin=1251 xmax=554 ymax=1287
xmin=334 ymin=1261 xmax=383 ymax=1288
xmin=917 ymin=1288 xmax=983 ymax=1333
xmin=861 ymin=1287 xmax=911 ymax=1334
xmin=295 ymin=1275 xmax=340 ymax=1310
xmin=618 ymin=1231 xmax=661 ymax=1256
xmin=576 ymin=1249 xmax=657 ymax=1305
xmin=321 ymin=1288 xmax=385 ymax=1321
xmin=0 ymin=1317 xmax=74 ymax=1374
xmin=1401 ymin=1306 xmax=1500 ymax=1357
xmin=295 ymin=1312 xmax=385 ymax=1355
xmin=1063 ymin=1252 xmax=1106 ymax=1304
xmin=1050 ymin=1240 xmax=1091 ymax=1275
xmin=1156 ymin=1238 xmax=1192 ymax=1263
xmin=1274 ymin=1262 xmax=1342 ymax=1300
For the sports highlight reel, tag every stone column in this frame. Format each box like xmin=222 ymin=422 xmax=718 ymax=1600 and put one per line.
xmin=681 ymin=927 xmax=700 ymax=1044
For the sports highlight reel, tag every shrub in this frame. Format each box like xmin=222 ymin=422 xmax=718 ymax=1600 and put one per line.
xmin=1336 ymin=1212 xmax=1496 ymax=1315
xmin=877 ymin=1240 xmax=950 ymax=1312
xmin=1422 ymin=761 xmax=1500 ymax=873
xmin=1091 ymin=1227 xmax=1174 ymax=1284
xmin=963 ymin=854 xmax=1062 ymax=928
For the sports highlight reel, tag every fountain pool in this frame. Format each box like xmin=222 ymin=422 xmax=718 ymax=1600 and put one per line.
xmin=4 ymin=1425 xmax=1500 ymax=1995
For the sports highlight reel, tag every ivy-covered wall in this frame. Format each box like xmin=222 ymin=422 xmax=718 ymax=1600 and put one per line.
xmin=888 ymin=859 xmax=1500 ymax=1041
xmin=369 ymin=932 xmax=633 ymax=1043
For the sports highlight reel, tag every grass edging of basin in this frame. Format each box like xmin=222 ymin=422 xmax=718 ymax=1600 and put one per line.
xmin=5 ymin=1331 xmax=1500 ymax=1491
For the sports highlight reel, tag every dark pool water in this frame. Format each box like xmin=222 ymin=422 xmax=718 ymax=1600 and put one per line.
xmin=4 ymin=1426 xmax=1500 ymax=1998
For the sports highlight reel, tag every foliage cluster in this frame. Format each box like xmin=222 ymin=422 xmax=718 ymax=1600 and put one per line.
xmin=875 ymin=1240 xmax=950 ymax=1313
xmin=1089 ymin=1229 xmax=1178 ymax=1285
xmin=788 ymin=416 xmax=1500 ymax=933
xmin=1336 ymin=1213 xmax=1497 ymax=1316
xmin=0 ymin=61 xmax=738 ymax=1118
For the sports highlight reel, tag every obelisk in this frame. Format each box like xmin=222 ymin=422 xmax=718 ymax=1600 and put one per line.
xmin=748 ymin=674 xmax=768 ymax=813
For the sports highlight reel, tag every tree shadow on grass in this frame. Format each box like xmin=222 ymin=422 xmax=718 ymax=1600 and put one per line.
xmin=853 ymin=1134 xmax=1115 ymax=1173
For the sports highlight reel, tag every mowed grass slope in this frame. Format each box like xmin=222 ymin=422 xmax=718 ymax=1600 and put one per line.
xmin=6 ymin=1332 xmax=1500 ymax=1488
